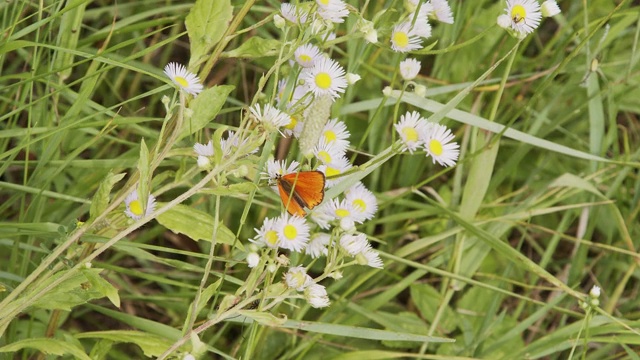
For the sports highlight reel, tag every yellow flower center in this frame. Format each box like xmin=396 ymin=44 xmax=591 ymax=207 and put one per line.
xmin=353 ymin=199 xmax=366 ymax=211
xmin=299 ymin=54 xmax=312 ymax=63
xmin=429 ymin=139 xmax=443 ymax=156
xmin=129 ymin=200 xmax=144 ymax=216
xmin=335 ymin=208 xmax=350 ymax=218
xmin=402 ymin=127 xmax=419 ymax=142
xmin=315 ymin=72 xmax=332 ymax=90
xmin=318 ymin=150 xmax=332 ymax=163
xmin=511 ymin=5 xmax=526 ymax=23
xmin=393 ymin=31 xmax=409 ymax=48
xmin=175 ymin=76 xmax=189 ymax=88
xmin=286 ymin=115 xmax=297 ymax=130
xmin=283 ymin=224 xmax=298 ymax=240
xmin=266 ymin=230 xmax=279 ymax=246
xmin=318 ymin=0 xmax=329 ymax=5
xmin=325 ymin=166 xmax=340 ymax=177
xmin=324 ymin=130 xmax=337 ymax=142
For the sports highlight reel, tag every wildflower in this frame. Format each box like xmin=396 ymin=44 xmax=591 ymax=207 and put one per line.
xmin=359 ymin=247 xmax=384 ymax=268
xmin=318 ymin=156 xmax=352 ymax=187
xmin=327 ymin=198 xmax=365 ymax=224
xmin=219 ymin=131 xmax=259 ymax=157
xmin=316 ymin=0 xmax=349 ymax=23
xmin=295 ymin=44 xmax=322 ymax=68
xmin=429 ymin=0 xmax=454 ymax=24
xmin=265 ymin=159 xmax=300 ymax=182
xmin=252 ymin=217 xmax=281 ymax=248
xmin=246 ymin=252 xmax=260 ymax=268
xmin=345 ymin=182 xmax=378 ymax=221
xmin=281 ymin=3 xmax=309 ymax=24
xmin=308 ymin=203 xmax=333 ymax=229
xmin=124 ymin=191 xmax=156 ymax=220
xmin=390 ymin=21 xmax=423 ymax=53
xmin=409 ymin=7 xmax=433 ymax=39
xmin=277 ymin=215 xmax=311 ymax=252
xmin=357 ymin=18 xmax=378 ymax=43
xmin=300 ymin=57 xmax=347 ymax=101
xmin=249 ymin=103 xmax=291 ymax=129
xmin=541 ymin=0 xmax=561 ymax=17
xmin=502 ymin=0 xmax=541 ymax=36
xmin=306 ymin=233 xmax=330 ymax=258
xmin=193 ymin=140 xmax=214 ymax=168
xmin=314 ymin=141 xmax=346 ymax=166
xmin=399 ymin=58 xmax=421 ymax=81
xmin=163 ymin=62 xmax=203 ymax=96
xmin=339 ymin=233 xmax=369 ymax=256
xmin=346 ymin=73 xmax=361 ymax=85
xmin=422 ymin=123 xmax=459 ymax=167
xmin=284 ymin=266 xmax=313 ymax=291
xmin=319 ymin=118 xmax=350 ymax=151
xmin=305 ymin=283 xmax=330 ymax=308
xmin=395 ymin=111 xmax=430 ymax=153
xmin=589 ymin=285 xmax=601 ymax=299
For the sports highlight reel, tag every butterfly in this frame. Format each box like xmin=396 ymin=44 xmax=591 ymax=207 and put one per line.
xmin=276 ymin=170 xmax=326 ymax=216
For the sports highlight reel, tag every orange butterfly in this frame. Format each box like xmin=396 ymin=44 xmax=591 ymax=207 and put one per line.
xmin=276 ymin=171 xmax=326 ymax=216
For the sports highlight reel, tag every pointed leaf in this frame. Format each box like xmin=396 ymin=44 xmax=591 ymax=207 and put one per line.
xmin=89 ymin=172 xmax=126 ymax=222
xmin=186 ymin=0 xmax=233 ymax=66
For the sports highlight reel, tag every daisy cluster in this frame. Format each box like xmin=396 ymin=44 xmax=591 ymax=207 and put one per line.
xmin=497 ymin=0 xmax=561 ymax=39
xmin=390 ymin=0 xmax=454 ymax=53
xmin=395 ymin=111 xmax=459 ymax=167
xmin=250 ymin=115 xmax=381 ymax=308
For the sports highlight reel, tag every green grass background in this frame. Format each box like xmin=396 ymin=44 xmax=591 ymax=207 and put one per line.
xmin=1 ymin=0 xmax=639 ymax=358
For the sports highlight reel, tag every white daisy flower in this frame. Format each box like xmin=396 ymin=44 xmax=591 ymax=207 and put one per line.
xmin=345 ymin=182 xmax=378 ymax=221
xmin=319 ymin=118 xmax=350 ymax=151
xmin=409 ymin=6 xmax=433 ymax=39
xmin=265 ymin=159 xmax=300 ymax=182
xmin=249 ymin=103 xmax=291 ymax=130
xmin=300 ymin=57 xmax=347 ymax=101
xmin=318 ymin=156 xmax=352 ymax=188
xmin=422 ymin=123 xmax=459 ymax=167
xmin=497 ymin=14 xmax=512 ymax=29
xmin=193 ymin=140 xmax=214 ymax=157
xmin=295 ymin=44 xmax=322 ymax=68
xmin=314 ymin=141 xmax=346 ymax=166
xmin=359 ymin=247 xmax=384 ymax=268
xmin=306 ymin=233 xmax=330 ymax=258
xmin=339 ymin=233 xmax=369 ymax=256
xmin=308 ymin=202 xmax=333 ymax=229
xmin=316 ymin=0 xmax=349 ymax=23
xmin=304 ymin=283 xmax=330 ymax=308
xmin=219 ymin=131 xmax=259 ymax=157
xmin=282 ymin=113 xmax=304 ymax=137
xmin=399 ymin=58 xmax=421 ymax=81
xmin=281 ymin=3 xmax=309 ymax=24
xmin=541 ymin=0 xmax=561 ymax=17
xmin=429 ymin=0 xmax=454 ymax=24
xmin=246 ymin=252 xmax=260 ymax=268
xmin=395 ymin=111 xmax=430 ymax=153
xmin=277 ymin=79 xmax=310 ymax=109
xmin=503 ymin=0 xmax=542 ymax=36
xmin=390 ymin=21 xmax=423 ymax=53
xmin=277 ymin=215 xmax=310 ymax=252
xmin=407 ymin=0 xmax=434 ymax=13
xmin=124 ymin=191 xmax=156 ymax=220
xmin=284 ymin=266 xmax=313 ymax=291
xmin=163 ymin=62 xmax=203 ymax=96
xmin=252 ymin=217 xmax=281 ymax=249
xmin=326 ymin=198 xmax=366 ymax=224
xmin=193 ymin=140 xmax=214 ymax=168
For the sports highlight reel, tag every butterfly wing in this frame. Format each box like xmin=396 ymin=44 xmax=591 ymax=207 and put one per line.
xmin=278 ymin=171 xmax=326 ymax=216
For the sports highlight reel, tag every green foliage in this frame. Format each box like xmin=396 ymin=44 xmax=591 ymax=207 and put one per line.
xmin=1 ymin=0 xmax=639 ymax=359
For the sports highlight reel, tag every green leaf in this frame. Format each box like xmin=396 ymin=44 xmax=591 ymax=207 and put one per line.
xmin=227 ymin=316 xmax=454 ymax=343
xmin=82 ymin=268 xmax=120 ymax=308
xmin=222 ymin=37 xmax=282 ymax=59
xmin=138 ymin=138 xmax=150 ymax=210
xmin=410 ymin=284 xmax=457 ymax=333
xmin=185 ymin=0 xmax=233 ymax=66
xmin=53 ymin=0 xmax=87 ymax=80
xmin=199 ymin=182 xmax=258 ymax=196
xmin=89 ymin=172 xmax=125 ymax=222
xmin=178 ymin=85 xmax=235 ymax=141
xmin=30 ymin=269 xmax=112 ymax=311
xmin=75 ymin=330 xmax=173 ymax=358
xmin=0 ymin=338 xmax=91 ymax=360
xmin=238 ymin=310 xmax=287 ymax=326
xmin=156 ymin=204 xmax=241 ymax=248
